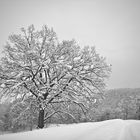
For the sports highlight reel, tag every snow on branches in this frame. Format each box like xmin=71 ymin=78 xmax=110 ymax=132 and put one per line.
xmin=0 ymin=25 xmax=111 ymax=127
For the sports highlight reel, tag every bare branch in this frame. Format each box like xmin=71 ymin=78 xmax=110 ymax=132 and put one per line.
xmin=44 ymin=110 xmax=78 ymax=123
xmin=47 ymin=77 xmax=74 ymax=104
xmin=23 ymin=83 xmax=39 ymax=99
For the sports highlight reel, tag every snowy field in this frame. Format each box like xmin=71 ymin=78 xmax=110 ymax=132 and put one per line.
xmin=0 ymin=119 xmax=140 ymax=140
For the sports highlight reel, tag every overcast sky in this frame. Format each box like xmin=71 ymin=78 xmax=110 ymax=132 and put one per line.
xmin=0 ymin=0 xmax=140 ymax=89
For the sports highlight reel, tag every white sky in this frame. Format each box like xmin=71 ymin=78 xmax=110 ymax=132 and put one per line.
xmin=0 ymin=0 xmax=140 ymax=89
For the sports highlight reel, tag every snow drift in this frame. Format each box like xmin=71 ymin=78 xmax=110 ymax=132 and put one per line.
xmin=0 ymin=119 xmax=140 ymax=140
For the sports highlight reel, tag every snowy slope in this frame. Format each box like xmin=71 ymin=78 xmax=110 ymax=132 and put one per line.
xmin=0 ymin=119 xmax=140 ymax=140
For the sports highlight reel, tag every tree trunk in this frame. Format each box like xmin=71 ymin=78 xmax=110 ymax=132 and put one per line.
xmin=38 ymin=107 xmax=45 ymax=129
xmin=29 ymin=121 xmax=33 ymax=131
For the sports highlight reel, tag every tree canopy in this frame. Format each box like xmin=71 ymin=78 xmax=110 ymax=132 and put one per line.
xmin=0 ymin=25 xmax=111 ymax=128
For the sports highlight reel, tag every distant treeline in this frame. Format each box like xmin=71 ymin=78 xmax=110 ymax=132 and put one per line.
xmin=0 ymin=88 xmax=140 ymax=133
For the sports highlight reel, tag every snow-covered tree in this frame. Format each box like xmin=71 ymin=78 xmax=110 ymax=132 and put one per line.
xmin=0 ymin=25 xmax=111 ymax=128
xmin=10 ymin=97 xmax=38 ymax=131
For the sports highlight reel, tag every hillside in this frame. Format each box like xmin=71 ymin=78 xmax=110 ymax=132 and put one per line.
xmin=0 ymin=119 xmax=140 ymax=140
xmin=94 ymin=88 xmax=140 ymax=121
xmin=0 ymin=88 xmax=140 ymax=133
xmin=102 ymin=88 xmax=140 ymax=108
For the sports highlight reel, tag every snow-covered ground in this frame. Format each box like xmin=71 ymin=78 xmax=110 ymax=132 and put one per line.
xmin=0 ymin=119 xmax=140 ymax=140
